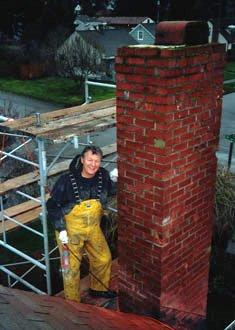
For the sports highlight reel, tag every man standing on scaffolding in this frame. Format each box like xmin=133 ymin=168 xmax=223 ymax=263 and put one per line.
xmin=46 ymin=145 xmax=118 ymax=302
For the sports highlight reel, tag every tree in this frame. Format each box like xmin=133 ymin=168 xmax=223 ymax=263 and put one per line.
xmin=79 ymin=0 xmax=111 ymax=16
xmin=168 ymin=0 xmax=226 ymax=21
xmin=112 ymin=0 xmax=172 ymax=21
xmin=39 ymin=26 xmax=71 ymax=75
xmin=56 ymin=33 xmax=104 ymax=87
xmin=0 ymin=0 xmax=77 ymax=41
xmin=22 ymin=0 xmax=77 ymax=43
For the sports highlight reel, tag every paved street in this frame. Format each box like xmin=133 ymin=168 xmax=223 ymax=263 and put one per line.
xmin=0 ymin=91 xmax=61 ymax=117
xmin=217 ymin=92 xmax=235 ymax=171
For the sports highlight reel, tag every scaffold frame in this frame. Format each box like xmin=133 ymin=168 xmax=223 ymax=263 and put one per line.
xmin=0 ymin=98 xmax=117 ymax=295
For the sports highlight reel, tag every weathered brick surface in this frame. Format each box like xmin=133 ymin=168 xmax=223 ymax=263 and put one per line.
xmin=116 ymin=44 xmax=225 ymax=324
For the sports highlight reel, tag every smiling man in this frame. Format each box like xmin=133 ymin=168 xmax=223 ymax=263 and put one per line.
xmin=46 ymin=145 xmax=117 ymax=302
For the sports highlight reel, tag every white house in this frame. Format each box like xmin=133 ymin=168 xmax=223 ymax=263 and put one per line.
xmin=208 ymin=20 xmax=235 ymax=52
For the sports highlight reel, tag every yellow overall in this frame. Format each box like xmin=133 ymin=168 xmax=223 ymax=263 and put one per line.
xmin=56 ymin=199 xmax=112 ymax=302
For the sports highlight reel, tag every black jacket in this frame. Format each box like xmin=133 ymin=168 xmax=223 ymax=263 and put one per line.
xmin=46 ymin=156 xmax=116 ymax=231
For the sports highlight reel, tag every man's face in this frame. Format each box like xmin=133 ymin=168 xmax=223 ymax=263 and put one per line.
xmin=81 ymin=150 xmax=101 ymax=178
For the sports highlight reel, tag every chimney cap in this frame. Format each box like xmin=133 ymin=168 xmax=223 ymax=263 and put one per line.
xmin=156 ymin=21 xmax=209 ymax=46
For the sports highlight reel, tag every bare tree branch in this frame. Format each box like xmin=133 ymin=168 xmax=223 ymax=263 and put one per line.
xmin=56 ymin=33 xmax=104 ymax=86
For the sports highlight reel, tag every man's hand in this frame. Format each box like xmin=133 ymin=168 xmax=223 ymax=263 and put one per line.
xmin=59 ymin=230 xmax=69 ymax=244
xmin=110 ymin=168 xmax=118 ymax=182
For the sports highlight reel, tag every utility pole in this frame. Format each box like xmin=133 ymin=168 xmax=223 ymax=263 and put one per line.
xmin=218 ymin=0 xmax=222 ymax=32
xmin=156 ymin=0 xmax=161 ymax=23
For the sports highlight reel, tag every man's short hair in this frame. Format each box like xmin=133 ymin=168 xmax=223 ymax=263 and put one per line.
xmin=81 ymin=145 xmax=103 ymax=158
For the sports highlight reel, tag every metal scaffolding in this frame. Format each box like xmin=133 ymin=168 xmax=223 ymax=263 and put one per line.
xmin=84 ymin=77 xmax=116 ymax=104
xmin=0 ymin=98 xmax=116 ymax=295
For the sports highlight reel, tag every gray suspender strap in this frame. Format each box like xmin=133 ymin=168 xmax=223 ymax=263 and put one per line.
xmin=69 ymin=171 xmax=103 ymax=204
xmin=69 ymin=172 xmax=81 ymax=204
xmin=97 ymin=171 xmax=103 ymax=199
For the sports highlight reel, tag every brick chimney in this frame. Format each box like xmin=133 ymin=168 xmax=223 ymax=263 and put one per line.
xmin=115 ymin=30 xmax=225 ymax=326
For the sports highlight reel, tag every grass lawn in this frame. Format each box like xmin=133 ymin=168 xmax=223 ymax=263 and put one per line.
xmin=223 ymin=61 xmax=235 ymax=94
xmin=0 ymin=76 xmax=115 ymax=107
xmin=0 ymin=61 xmax=234 ymax=106
xmin=224 ymin=82 xmax=235 ymax=94
xmin=224 ymin=61 xmax=235 ymax=81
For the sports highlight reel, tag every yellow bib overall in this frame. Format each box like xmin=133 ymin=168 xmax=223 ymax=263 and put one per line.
xmin=56 ymin=199 xmax=111 ymax=302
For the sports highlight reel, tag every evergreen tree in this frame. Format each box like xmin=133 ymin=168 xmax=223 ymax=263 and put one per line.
xmin=0 ymin=0 xmax=77 ymax=40
xmin=79 ymin=0 xmax=111 ymax=16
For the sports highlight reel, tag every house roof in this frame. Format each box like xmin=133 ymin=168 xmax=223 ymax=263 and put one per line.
xmin=78 ymin=28 xmax=137 ymax=58
xmin=210 ymin=18 xmax=235 ymax=30
xmin=130 ymin=23 xmax=156 ymax=38
xmin=209 ymin=19 xmax=235 ymax=44
xmin=222 ymin=29 xmax=235 ymax=44
xmin=98 ymin=16 xmax=153 ymax=26
xmin=0 ymin=285 xmax=174 ymax=329
xmin=74 ymin=15 xmax=103 ymax=24
xmin=142 ymin=23 xmax=156 ymax=36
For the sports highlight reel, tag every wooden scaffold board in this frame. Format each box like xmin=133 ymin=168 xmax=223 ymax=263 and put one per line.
xmin=0 ymin=99 xmax=116 ymax=143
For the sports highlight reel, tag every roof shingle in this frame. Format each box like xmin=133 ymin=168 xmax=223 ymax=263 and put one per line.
xmin=0 ymin=285 xmax=174 ymax=330
xmin=77 ymin=29 xmax=137 ymax=58
xmin=98 ymin=16 xmax=152 ymax=25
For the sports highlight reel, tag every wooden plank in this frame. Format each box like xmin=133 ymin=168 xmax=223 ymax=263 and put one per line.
xmin=5 ymin=200 xmax=40 ymax=218
xmin=38 ymin=116 xmax=116 ymax=143
xmin=4 ymin=194 xmax=49 ymax=218
xmin=100 ymin=143 xmax=117 ymax=156
xmin=0 ymin=143 xmax=116 ymax=195
xmin=0 ymin=102 xmax=116 ymax=143
xmin=0 ymin=194 xmax=51 ymax=234
xmin=0 ymin=98 xmax=116 ymax=131
xmin=19 ymin=106 xmax=115 ymax=139
xmin=0 ymin=207 xmax=41 ymax=234
xmin=0 ymin=171 xmax=40 ymax=196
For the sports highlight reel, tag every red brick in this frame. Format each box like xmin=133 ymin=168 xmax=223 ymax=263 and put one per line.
xmin=160 ymin=48 xmax=186 ymax=58
xmin=117 ymin=46 xmax=161 ymax=57
xmin=116 ymin=43 xmax=224 ymax=319
xmin=125 ymin=74 xmax=146 ymax=83
xmin=115 ymin=56 xmax=124 ymax=64
xmin=185 ymin=45 xmax=213 ymax=56
xmin=136 ymin=151 xmax=155 ymax=162
xmin=135 ymin=118 xmax=155 ymax=129
xmin=126 ymin=57 xmax=146 ymax=65
xmin=146 ymin=94 xmax=176 ymax=105
xmin=173 ymin=142 xmax=188 ymax=152
xmin=131 ymin=66 xmax=155 ymax=75
xmin=135 ymin=166 xmax=154 ymax=177
xmin=115 ymin=65 xmax=134 ymax=74
xmin=118 ymin=82 xmax=141 ymax=92
xmin=158 ymin=68 xmax=183 ymax=78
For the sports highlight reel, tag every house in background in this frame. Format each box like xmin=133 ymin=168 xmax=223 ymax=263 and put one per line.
xmin=208 ymin=19 xmax=235 ymax=59
xmin=74 ymin=15 xmax=155 ymax=31
xmin=78 ymin=28 xmax=136 ymax=79
xmin=68 ymin=15 xmax=156 ymax=80
xmin=74 ymin=15 xmax=108 ymax=31
xmin=59 ymin=28 xmax=137 ymax=80
xmin=97 ymin=16 xmax=154 ymax=28
xmin=129 ymin=23 xmax=155 ymax=45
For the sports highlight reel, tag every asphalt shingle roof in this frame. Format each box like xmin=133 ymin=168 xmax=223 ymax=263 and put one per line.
xmin=75 ymin=15 xmax=103 ymax=24
xmin=77 ymin=29 xmax=137 ymax=58
xmin=98 ymin=16 xmax=152 ymax=25
xmin=142 ymin=23 xmax=156 ymax=36
xmin=0 ymin=285 xmax=173 ymax=330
